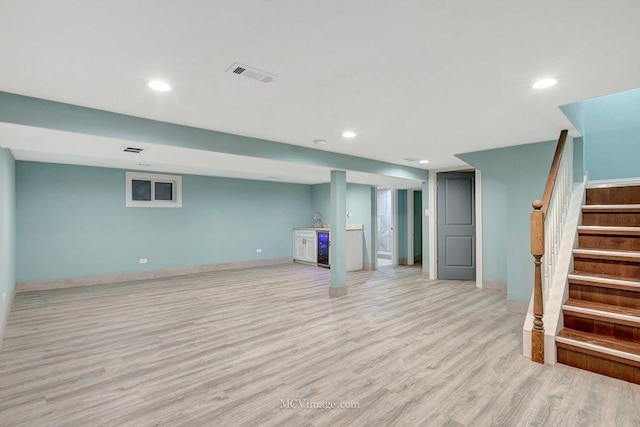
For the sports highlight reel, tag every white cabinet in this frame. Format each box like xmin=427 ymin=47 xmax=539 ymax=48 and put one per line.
xmin=293 ymin=228 xmax=364 ymax=271
xmin=346 ymin=229 xmax=364 ymax=271
xmin=293 ymin=230 xmax=317 ymax=264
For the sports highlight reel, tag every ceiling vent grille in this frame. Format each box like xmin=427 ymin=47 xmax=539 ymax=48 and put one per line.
xmin=226 ymin=62 xmax=278 ymax=83
xmin=122 ymin=147 xmax=144 ymax=154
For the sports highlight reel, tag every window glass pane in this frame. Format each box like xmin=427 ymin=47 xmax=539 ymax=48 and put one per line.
xmin=132 ymin=180 xmax=151 ymax=201
xmin=155 ymin=182 xmax=173 ymax=201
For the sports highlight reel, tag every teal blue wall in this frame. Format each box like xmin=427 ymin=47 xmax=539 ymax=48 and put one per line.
xmin=329 ymin=171 xmax=347 ymax=287
xmin=310 ymin=184 xmax=330 ymax=225
xmin=458 ymin=140 xmax=556 ymax=303
xmin=481 ymin=175 xmax=507 ymax=283
xmin=573 ymin=137 xmax=584 ymax=182
xmin=413 ymin=191 xmax=422 ymax=260
xmin=585 ymin=133 xmax=640 ymax=181
xmin=559 ymin=102 xmax=585 ymax=136
xmin=0 ymin=149 xmax=16 ymax=336
xmin=561 ymin=88 xmax=640 ymax=181
xmin=397 ymin=190 xmax=408 ymax=263
xmin=310 ymin=182 xmax=373 ymax=266
xmin=16 ymin=162 xmax=312 ymax=282
xmin=583 ymin=89 xmax=640 ymax=180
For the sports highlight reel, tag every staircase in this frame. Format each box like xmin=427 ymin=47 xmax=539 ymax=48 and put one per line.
xmin=556 ymin=184 xmax=640 ymax=384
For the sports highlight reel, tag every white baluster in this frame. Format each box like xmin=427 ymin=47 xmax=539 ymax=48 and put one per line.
xmin=542 ymin=139 xmax=574 ymax=300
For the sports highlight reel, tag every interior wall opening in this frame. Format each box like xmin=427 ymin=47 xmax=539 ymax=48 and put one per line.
xmin=376 ymin=188 xmax=394 ymax=267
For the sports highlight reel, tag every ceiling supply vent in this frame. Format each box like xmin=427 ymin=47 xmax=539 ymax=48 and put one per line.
xmin=226 ymin=62 xmax=278 ymax=84
xmin=122 ymin=147 xmax=144 ymax=154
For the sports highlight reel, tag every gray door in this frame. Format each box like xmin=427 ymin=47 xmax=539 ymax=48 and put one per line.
xmin=437 ymin=171 xmax=475 ymax=280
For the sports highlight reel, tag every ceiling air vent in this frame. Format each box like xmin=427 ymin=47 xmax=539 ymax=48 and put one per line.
xmin=122 ymin=147 xmax=144 ymax=154
xmin=226 ymin=62 xmax=278 ymax=83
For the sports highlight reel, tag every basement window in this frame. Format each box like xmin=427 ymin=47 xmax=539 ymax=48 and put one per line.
xmin=125 ymin=172 xmax=182 ymax=208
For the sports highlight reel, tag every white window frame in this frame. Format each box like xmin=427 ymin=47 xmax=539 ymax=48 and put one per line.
xmin=126 ymin=171 xmax=183 ymax=208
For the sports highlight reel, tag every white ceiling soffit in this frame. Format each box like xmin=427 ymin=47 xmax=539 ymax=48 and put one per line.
xmin=1 ymin=2 xmax=640 ymax=169
xmin=0 ymin=123 xmax=421 ymax=189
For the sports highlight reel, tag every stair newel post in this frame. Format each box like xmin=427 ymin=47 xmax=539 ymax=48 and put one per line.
xmin=531 ymin=200 xmax=545 ymax=363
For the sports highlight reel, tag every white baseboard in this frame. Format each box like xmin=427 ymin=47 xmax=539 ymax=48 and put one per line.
xmin=506 ymin=299 xmax=529 ymax=315
xmin=0 ymin=286 xmax=15 ymax=352
xmin=483 ymin=279 xmax=506 ymax=292
xmin=17 ymin=258 xmax=293 ymax=293
xmin=587 ymin=177 xmax=640 ymax=188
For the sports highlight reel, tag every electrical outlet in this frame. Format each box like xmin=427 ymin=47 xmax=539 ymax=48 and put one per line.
xmin=2 ymin=292 xmax=5 ymax=303
xmin=256 ymin=249 xmax=262 ymax=253
xmin=139 ymin=258 xmax=148 ymax=264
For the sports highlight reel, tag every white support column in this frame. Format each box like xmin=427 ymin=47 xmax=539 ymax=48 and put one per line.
xmin=475 ymin=169 xmax=483 ymax=288
xmin=407 ymin=190 xmax=414 ymax=266
xmin=422 ymin=180 xmax=430 ymax=278
xmin=427 ymin=172 xmax=437 ymax=279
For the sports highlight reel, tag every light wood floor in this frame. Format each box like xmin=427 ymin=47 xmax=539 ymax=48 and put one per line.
xmin=0 ymin=264 xmax=639 ymax=426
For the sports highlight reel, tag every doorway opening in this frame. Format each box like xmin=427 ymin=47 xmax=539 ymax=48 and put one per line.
xmin=376 ymin=188 xmax=395 ymax=267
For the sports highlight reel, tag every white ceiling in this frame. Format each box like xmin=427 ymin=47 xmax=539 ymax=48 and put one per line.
xmin=1 ymin=1 xmax=640 ymax=178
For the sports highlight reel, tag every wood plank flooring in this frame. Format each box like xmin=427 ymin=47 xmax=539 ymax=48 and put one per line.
xmin=0 ymin=264 xmax=639 ymax=426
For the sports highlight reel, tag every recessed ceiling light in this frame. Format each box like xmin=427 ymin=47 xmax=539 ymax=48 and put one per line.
xmin=148 ymin=80 xmax=172 ymax=92
xmin=532 ymin=78 xmax=557 ymax=89
xmin=314 ymin=139 xmax=327 ymax=145
xmin=342 ymin=131 xmax=356 ymax=138
xmin=419 ymin=160 xmax=430 ymax=164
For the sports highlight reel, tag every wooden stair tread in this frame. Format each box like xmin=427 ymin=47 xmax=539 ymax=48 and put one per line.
xmin=563 ymin=298 xmax=640 ymax=322
xmin=586 ymin=186 xmax=640 ymax=205
xmin=559 ymin=185 xmax=640 ymax=382
xmin=573 ymin=248 xmax=640 ymax=261
xmin=569 ymin=272 xmax=640 ymax=291
xmin=583 ymin=204 xmax=640 ymax=213
xmin=578 ymin=226 xmax=640 ymax=236
xmin=556 ymin=328 xmax=640 ymax=363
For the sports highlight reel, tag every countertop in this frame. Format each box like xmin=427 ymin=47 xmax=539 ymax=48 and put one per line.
xmin=295 ymin=224 xmax=364 ymax=231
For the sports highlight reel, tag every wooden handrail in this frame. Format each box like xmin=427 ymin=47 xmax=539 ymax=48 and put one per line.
xmin=540 ymin=130 xmax=569 ymax=217
xmin=530 ymin=129 xmax=569 ymax=364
